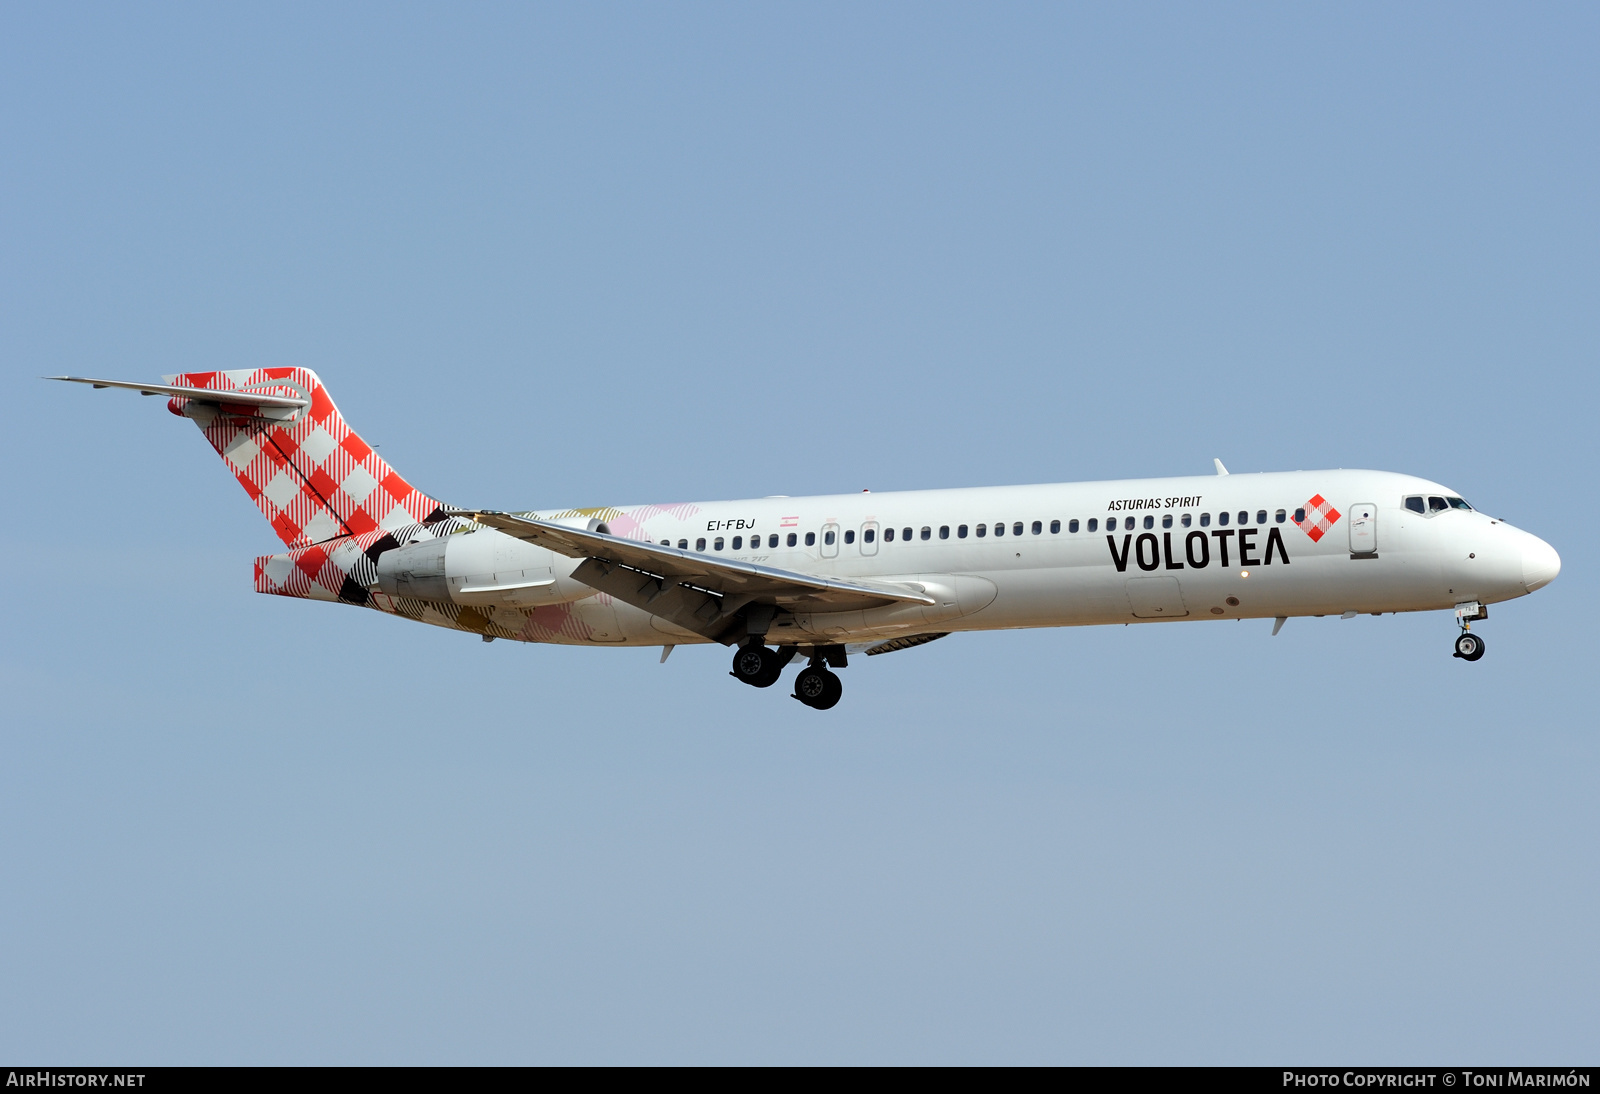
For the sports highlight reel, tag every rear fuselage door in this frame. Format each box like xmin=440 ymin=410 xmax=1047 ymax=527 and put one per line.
xmin=1349 ymin=503 xmax=1377 ymax=556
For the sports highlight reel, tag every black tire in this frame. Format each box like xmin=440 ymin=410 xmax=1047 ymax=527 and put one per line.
xmin=755 ymin=650 xmax=788 ymax=688
xmin=814 ymin=671 xmax=843 ymax=710
xmin=793 ymin=666 xmax=833 ymax=707
xmin=1454 ymin=632 xmax=1485 ymax=661
xmin=732 ymin=644 xmax=770 ymax=685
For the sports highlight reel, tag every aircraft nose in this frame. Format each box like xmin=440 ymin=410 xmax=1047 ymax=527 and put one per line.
xmin=1522 ymin=534 xmax=1561 ymax=593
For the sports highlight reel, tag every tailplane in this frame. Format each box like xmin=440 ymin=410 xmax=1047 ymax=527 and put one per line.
xmin=53 ymin=368 xmax=446 ymax=548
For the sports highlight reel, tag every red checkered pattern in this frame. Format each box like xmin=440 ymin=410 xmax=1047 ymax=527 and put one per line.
xmin=167 ymin=368 xmax=443 ymax=549
xmin=1295 ymin=493 xmax=1341 ymax=542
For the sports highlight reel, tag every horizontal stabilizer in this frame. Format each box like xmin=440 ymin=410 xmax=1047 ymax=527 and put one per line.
xmin=48 ymin=376 xmax=309 ymax=410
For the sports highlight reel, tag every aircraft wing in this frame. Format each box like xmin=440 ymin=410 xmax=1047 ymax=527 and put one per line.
xmin=450 ymin=508 xmax=935 ymax=643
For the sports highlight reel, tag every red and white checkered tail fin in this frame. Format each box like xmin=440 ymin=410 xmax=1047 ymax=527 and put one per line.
xmin=162 ymin=368 xmax=447 ymax=548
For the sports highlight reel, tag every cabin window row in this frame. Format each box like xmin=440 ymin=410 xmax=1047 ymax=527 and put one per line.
xmin=657 ymin=508 xmax=1306 ymax=552
xmin=660 ymin=532 xmax=808 ymax=551
xmin=1069 ymin=509 xmax=1299 ymax=533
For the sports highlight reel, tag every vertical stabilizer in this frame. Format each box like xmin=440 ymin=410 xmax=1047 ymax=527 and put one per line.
xmin=163 ymin=368 xmax=446 ymax=547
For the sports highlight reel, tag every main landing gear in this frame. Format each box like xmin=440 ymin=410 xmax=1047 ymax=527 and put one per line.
xmin=1453 ymin=601 xmax=1487 ymax=662
xmin=729 ymin=642 xmax=846 ymax=709
xmin=793 ymin=664 xmax=843 ymax=710
xmin=729 ymin=642 xmax=793 ymax=688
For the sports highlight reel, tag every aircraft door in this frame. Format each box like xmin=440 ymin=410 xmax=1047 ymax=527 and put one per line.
xmin=820 ymin=522 xmax=840 ymax=559
xmin=860 ymin=520 xmax=879 ymax=557
xmin=1349 ymin=503 xmax=1377 ymax=556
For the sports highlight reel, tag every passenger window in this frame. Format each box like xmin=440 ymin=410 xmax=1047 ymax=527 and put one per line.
xmin=1086 ymin=518 xmax=1097 ymax=532
xmin=994 ymin=523 xmax=1005 ymax=537
xmin=884 ymin=527 xmax=895 ymax=542
xmin=1429 ymin=496 xmax=1448 ymax=512
xmin=958 ymin=524 xmax=969 ymax=538
xmin=976 ymin=523 xmax=987 ymax=538
xmin=1238 ymin=511 xmax=1249 ymax=525
xmin=731 ymin=536 xmax=742 ymax=550
xmin=1181 ymin=514 xmax=1192 ymax=527
xmin=787 ymin=533 xmax=797 ymax=547
xmin=940 ymin=525 xmax=950 ymax=539
xmin=823 ymin=531 xmax=834 ymax=546
xmin=715 ymin=537 xmax=725 ymax=550
xmin=768 ymin=534 xmax=778 ymax=548
xmin=1013 ymin=522 xmax=1023 ymax=536
xmin=695 ymin=538 xmax=706 ymax=551
xmin=1448 ymin=497 xmax=1472 ymax=511
xmin=863 ymin=528 xmax=876 ymax=543
xmin=902 ymin=527 xmax=912 ymax=541
xmin=1069 ymin=519 xmax=1079 ymax=533
xmin=1275 ymin=509 xmax=1286 ymax=523
xmin=1141 ymin=515 xmax=1152 ymax=530
xmin=1257 ymin=510 xmax=1267 ymax=525
xmin=1162 ymin=514 xmax=1172 ymax=529
xmin=806 ymin=532 xmax=816 ymax=546
xmin=844 ymin=529 xmax=855 ymax=544
xmin=1200 ymin=513 xmax=1211 ymax=527
xmin=1293 ymin=508 xmax=1305 ymax=523
xmin=1032 ymin=520 xmax=1043 ymax=535
xmin=921 ymin=527 xmax=932 ymax=540
xmin=660 ymin=540 xmax=670 ymax=546
xmin=677 ymin=539 xmax=688 ymax=549
xmin=1405 ymin=496 xmax=1426 ymax=514
xmin=1218 ymin=511 xmax=1229 ymax=526
xmin=1050 ymin=520 xmax=1060 ymax=534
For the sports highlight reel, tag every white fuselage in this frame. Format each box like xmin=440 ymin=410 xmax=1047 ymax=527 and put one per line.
xmin=443 ymin=469 xmax=1559 ymax=648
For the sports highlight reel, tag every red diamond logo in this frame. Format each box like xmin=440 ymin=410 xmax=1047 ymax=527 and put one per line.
xmin=1295 ymin=494 xmax=1342 ymax=542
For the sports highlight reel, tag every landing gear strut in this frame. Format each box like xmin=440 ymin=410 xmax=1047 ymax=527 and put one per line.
xmin=1453 ymin=601 xmax=1486 ymax=662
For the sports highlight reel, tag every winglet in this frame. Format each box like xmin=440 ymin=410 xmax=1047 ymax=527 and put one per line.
xmin=1213 ymin=458 xmax=1229 ymax=476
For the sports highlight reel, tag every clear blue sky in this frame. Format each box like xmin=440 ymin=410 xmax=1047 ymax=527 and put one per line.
xmin=3 ymin=2 xmax=1596 ymax=1063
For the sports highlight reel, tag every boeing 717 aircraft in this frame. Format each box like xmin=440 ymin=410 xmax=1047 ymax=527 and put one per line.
xmin=54 ymin=369 xmax=1561 ymax=709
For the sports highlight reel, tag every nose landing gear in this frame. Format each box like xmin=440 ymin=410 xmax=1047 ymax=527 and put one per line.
xmin=1453 ymin=601 xmax=1487 ymax=662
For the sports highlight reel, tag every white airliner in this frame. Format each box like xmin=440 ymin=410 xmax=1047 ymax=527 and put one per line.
xmin=54 ymin=369 xmax=1561 ymax=709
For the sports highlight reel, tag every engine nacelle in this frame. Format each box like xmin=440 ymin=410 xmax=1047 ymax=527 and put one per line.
xmin=374 ymin=529 xmax=597 ymax=607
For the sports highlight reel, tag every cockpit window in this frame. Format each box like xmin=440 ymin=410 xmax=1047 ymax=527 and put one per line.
xmin=1447 ymin=497 xmax=1472 ymax=510
xmin=1428 ymin=496 xmax=1449 ymax=512
xmin=1404 ymin=496 xmax=1426 ymax=514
